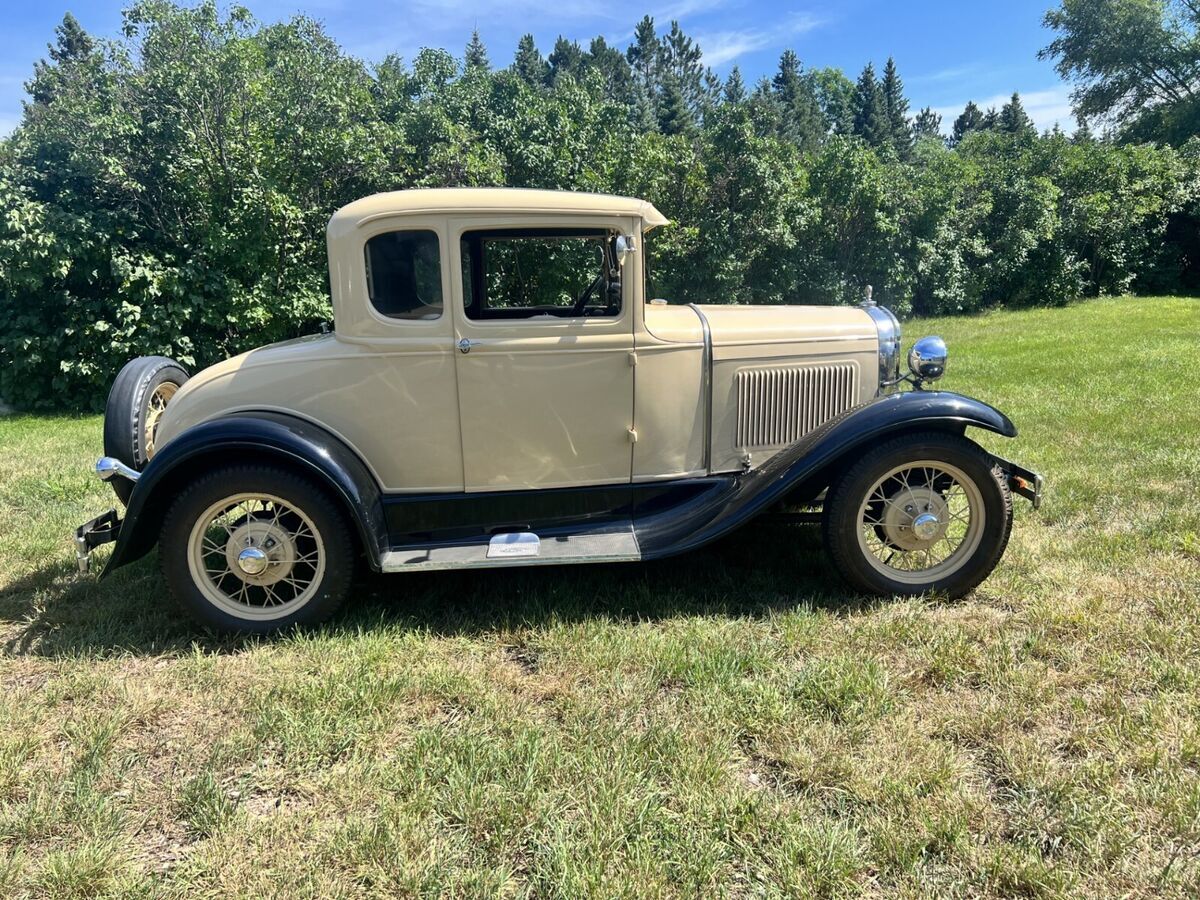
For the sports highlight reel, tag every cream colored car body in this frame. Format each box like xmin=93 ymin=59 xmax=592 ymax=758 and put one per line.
xmin=155 ymin=188 xmax=882 ymax=494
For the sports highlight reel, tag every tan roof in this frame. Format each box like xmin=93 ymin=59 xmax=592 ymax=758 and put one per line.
xmin=329 ymin=187 xmax=670 ymax=232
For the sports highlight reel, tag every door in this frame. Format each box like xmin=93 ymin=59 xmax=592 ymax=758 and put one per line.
xmin=451 ymin=221 xmax=635 ymax=491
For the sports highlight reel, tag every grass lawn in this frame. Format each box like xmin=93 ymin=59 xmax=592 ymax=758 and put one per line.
xmin=0 ymin=295 xmax=1198 ymax=897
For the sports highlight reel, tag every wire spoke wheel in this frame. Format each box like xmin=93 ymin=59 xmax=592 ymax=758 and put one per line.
xmin=143 ymin=382 xmax=178 ymax=458
xmin=187 ymin=492 xmax=326 ymax=622
xmin=855 ymin=459 xmax=986 ymax=585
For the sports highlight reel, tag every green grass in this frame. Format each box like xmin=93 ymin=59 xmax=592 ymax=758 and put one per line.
xmin=1 ymin=295 xmax=1198 ymax=897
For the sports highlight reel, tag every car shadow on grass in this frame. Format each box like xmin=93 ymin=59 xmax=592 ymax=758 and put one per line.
xmin=0 ymin=522 xmax=883 ymax=658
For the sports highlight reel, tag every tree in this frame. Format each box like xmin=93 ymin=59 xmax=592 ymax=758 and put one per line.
xmin=851 ymin=63 xmax=889 ymax=148
xmin=464 ymin=29 xmax=489 ymax=72
xmin=1041 ymin=0 xmax=1200 ymax=143
xmin=809 ymin=66 xmax=855 ymax=134
xmin=951 ymin=101 xmax=984 ymax=146
xmin=512 ymin=34 xmax=548 ymax=86
xmin=548 ymin=37 xmax=584 ymax=84
xmin=999 ymin=91 xmax=1036 ymax=135
xmin=772 ymin=49 xmax=825 ymax=150
xmin=880 ymin=57 xmax=911 ymax=156
xmin=627 ymin=15 xmax=661 ymax=130
xmin=27 ymin=12 xmax=101 ymax=105
xmin=913 ymin=106 xmax=943 ymax=141
xmin=660 ymin=20 xmax=706 ymax=122
xmin=723 ymin=65 xmax=746 ymax=104
xmin=585 ymin=36 xmax=634 ymax=105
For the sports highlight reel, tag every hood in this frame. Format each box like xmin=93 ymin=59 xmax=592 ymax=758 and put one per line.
xmin=694 ymin=304 xmax=876 ymax=346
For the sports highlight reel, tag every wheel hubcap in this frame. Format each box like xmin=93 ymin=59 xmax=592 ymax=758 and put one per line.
xmin=236 ymin=546 xmax=269 ymax=576
xmin=911 ymin=512 xmax=942 ymax=541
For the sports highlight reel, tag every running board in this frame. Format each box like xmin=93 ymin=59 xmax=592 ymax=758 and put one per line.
xmin=380 ymin=527 xmax=641 ymax=573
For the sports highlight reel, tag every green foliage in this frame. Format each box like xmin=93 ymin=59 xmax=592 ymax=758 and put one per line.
xmin=1 ymin=1 xmax=1198 ymax=409
xmin=1042 ymin=0 xmax=1200 ymax=144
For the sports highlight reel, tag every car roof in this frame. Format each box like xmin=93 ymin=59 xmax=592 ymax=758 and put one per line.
xmin=329 ymin=187 xmax=670 ymax=232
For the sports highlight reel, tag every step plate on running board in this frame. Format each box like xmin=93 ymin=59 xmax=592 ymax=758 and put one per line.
xmin=380 ymin=527 xmax=640 ymax=573
xmin=487 ymin=532 xmax=540 ymax=559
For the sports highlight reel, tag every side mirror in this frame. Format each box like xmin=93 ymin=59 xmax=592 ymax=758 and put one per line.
xmin=614 ymin=234 xmax=636 ymax=267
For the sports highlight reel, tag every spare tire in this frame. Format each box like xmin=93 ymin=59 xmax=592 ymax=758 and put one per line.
xmin=102 ymin=356 xmax=190 ymax=505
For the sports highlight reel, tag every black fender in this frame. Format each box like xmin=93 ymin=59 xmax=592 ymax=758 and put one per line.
xmin=102 ymin=411 xmax=388 ymax=575
xmin=634 ymin=390 xmax=1017 ymax=559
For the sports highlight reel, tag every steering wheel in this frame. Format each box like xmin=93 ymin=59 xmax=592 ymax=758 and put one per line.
xmin=572 ymin=273 xmax=605 ymax=316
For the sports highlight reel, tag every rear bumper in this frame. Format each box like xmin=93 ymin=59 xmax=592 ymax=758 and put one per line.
xmin=74 ymin=509 xmax=121 ymax=574
xmin=992 ymin=455 xmax=1044 ymax=510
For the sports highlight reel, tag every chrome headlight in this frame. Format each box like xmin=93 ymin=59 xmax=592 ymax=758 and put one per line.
xmin=908 ymin=336 xmax=947 ymax=382
xmin=863 ymin=304 xmax=901 ymax=393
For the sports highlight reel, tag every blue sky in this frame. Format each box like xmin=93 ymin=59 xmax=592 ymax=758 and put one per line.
xmin=0 ymin=0 xmax=1075 ymax=137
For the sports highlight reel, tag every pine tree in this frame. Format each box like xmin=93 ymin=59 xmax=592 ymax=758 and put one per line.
xmin=30 ymin=13 xmax=98 ymax=105
xmin=464 ymin=29 xmax=489 ymax=72
xmin=48 ymin=12 xmax=93 ymax=64
xmin=723 ymin=65 xmax=747 ymax=104
xmin=981 ymin=106 xmax=1000 ymax=130
xmin=548 ymin=37 xmax=584 ymax=84
xmin=1073 ymin=116 xmax=1095 ymax=143
xmin=950 ymin=101 xmax=984 ymax=146
xmin=585 ymin=36 xmax=634 ymax=105
xmin=658 ymin=74 xmax=691 ymax=134
xmin=772 ymin=49 xmax=825 ymax=150
xmin=880 ymin=57 xmax=911 ymax=156
xmin=512 ymin=34 xmax=549 ymax=87
xmin=851 ymin=63 xmax=889 ymax=148
xmin=627 ymin=16 xmax=661 ymax=130
xmin=999 ymin=91 xmax=1035 ymax=135
xmin=912 ymin=106 xmax=943 ymax=141
xmin=661 ymin=20 xmax=705 ymax=122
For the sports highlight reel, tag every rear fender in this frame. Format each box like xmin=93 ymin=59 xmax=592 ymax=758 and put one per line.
xmin=635 ymin=390 xmax=1017 ymax=558
xmin=102 ymin=411 xmax=387 ymax=575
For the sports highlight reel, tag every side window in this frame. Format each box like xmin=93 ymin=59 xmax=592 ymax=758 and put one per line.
xmin=460 ymin=228 xmax=622 ymax=320
xmin=364 ymin=230 xmax=443 ymax=320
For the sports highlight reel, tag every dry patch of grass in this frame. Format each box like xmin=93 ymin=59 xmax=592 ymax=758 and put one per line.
xmin=1 ymin=296 xmax=1198 ymax=896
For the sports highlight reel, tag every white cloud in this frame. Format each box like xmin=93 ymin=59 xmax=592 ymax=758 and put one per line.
xmin=932 ymin=87 xmax=1076 ymax=133
xmin=908 ymin=64 xmax=979 ymax=86
xmin=696 ymin=12 xmax=825 ymax=67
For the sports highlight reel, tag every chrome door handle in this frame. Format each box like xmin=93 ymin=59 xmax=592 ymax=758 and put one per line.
xmin=457 ymin=338 xmax=472 ymax=354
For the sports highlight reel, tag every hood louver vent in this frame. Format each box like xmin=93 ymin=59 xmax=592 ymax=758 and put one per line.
xmin=734 ymin=363 xmax=858 ymax=449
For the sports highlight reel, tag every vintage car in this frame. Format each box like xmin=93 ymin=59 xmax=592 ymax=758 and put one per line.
xmin=75 ymin=188 xmax=1042 ymax=632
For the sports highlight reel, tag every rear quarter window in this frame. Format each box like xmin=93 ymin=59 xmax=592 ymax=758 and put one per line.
xmin=364 ymin=230 xmax=443 ymax=320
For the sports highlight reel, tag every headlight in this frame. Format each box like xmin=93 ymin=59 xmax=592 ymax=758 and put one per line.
xmin=908 ymin=336 xmax=947 ymax=382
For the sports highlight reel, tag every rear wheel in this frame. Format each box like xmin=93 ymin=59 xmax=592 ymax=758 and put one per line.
xmin=103 ymin=356 xmax=189 ymax=504
xmin=822 ymin=431 xmax=1012 ymax=598
xmin=159 ymin=466 xmax=353 ymax=633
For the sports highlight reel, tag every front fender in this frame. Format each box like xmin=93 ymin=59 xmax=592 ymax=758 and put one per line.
xmin=102 ymin=411 xmax=388 ymax=575
xmin=635 ymin=390 xmax=1016 ymax=559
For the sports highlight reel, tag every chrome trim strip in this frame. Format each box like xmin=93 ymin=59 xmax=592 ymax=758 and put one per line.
xmin=862 ymin=304 xmax=901 ymax=395
xmin=687 ymin=303 xmax=714 ymax=475
xmin=95 ymin=456 xmax=141 ymax=483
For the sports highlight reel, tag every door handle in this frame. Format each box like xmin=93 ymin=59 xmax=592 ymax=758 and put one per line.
xmin=457 ymin=338 xmax=472 ymax=354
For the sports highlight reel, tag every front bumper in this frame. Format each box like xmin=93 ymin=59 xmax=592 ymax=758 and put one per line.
xmin=74 ymin=508 xmax=121 ymax=574
xmin=992 ymin=455 xmax=1045 ymax=510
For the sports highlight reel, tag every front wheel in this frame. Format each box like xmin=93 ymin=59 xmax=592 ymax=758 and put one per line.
xmin=159 ymin=466 xmax=354 ymax=633
xmin=822 ymin=431 xmax=1013 ymax=599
